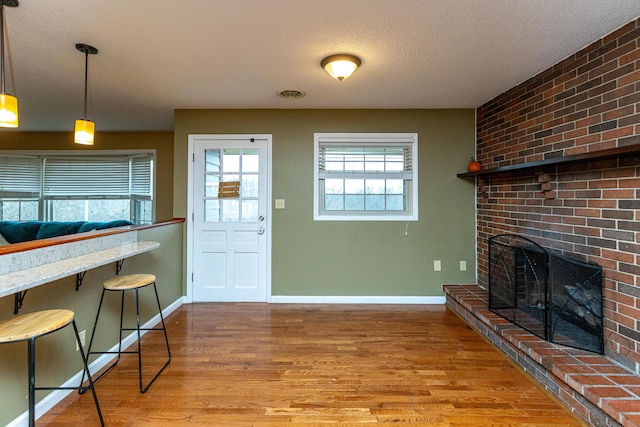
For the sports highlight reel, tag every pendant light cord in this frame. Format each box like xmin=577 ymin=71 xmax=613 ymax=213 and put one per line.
xmin=0 ymin=4 xmax=6 ymax=94
xmin=83 ymin=49 xmax=88 ymax=120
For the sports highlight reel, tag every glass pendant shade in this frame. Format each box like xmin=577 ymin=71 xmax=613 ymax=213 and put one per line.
xmin=0 ymin=93 xmax=17 ymax=127
xmin=0 ymin=2 xmax=18 ymax=128
xmin=321 ymin=54 xmax=361 ymax=81
xmin=74 ymin=119 xmax=94 ymax=145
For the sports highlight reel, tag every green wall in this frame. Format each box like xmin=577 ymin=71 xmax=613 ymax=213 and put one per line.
xmin=174 ymin=109 xmax=476 ymax=297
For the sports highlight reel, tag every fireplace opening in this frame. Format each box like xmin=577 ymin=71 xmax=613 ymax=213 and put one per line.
xmin=488 ymin=234 xmax=603 ymax=354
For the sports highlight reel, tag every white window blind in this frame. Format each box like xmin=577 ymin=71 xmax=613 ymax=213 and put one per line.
xmin=0 ymin=155 xmax=41 ymax=198
xmin=131 ymin=155 xmax=153 ymax=196
xmin=44 ymin=156 xmax=130 ymax=197
xmin=318 ymin=144 xmax=413 ymax=180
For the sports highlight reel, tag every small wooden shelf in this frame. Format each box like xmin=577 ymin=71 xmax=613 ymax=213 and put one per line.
xmin=457 ymin=144 xmax=640 ymax=178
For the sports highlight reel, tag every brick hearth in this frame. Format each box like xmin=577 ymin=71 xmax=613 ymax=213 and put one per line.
xmin=444 ymin=284 xmax=640 ymax=427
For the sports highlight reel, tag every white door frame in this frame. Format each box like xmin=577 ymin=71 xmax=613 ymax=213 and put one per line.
xmin=186 ymin=134 xmax=272 ymax=303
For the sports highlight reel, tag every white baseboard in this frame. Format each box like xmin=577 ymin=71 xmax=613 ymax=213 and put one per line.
xmin=268 ymin=295 xmax=446 ymax=304
xmin=7 ymin=296 xmax=185 ymax=427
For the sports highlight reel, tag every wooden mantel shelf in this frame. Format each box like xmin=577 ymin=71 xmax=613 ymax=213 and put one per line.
xmin=457 ymin=144 xmax=640 ymax=178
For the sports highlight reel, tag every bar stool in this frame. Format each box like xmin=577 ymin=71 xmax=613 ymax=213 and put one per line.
xmin=0 ymin=309 xmax=103 ymax=426
xmin=82 ymin=273 xmax=171 ymax=393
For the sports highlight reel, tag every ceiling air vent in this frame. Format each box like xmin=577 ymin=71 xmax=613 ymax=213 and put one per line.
xmin=276 ymin=89 xmax=306 ymax=100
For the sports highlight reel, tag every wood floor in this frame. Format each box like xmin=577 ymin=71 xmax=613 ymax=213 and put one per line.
xmin=40 ymin=303 xmax=585 ymax=426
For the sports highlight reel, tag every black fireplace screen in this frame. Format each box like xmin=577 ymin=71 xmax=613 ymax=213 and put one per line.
xmin=488 ymin=234 xmax=603 ymax=354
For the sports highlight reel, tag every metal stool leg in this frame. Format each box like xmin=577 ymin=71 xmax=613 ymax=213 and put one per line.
xmin=27 ymin=337 xmax=35 ymax=427
xmin=134 ymin=282 xmax=172 ymax=393
xmin=153 ymin=282 xmax=172 ymax=363
xmin=72 ymin=320 xmax=104 ymax=426
xmin=29 ymin=320 xmax=104 ymax=426
xmin=80 ymin=288 xmax=126 ymax=391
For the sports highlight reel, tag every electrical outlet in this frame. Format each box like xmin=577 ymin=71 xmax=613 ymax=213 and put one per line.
xmin=275 ymin=199 xmax=285 ymax=209
xmin=76 ymin=330 xmax=86 ymax=351
xmin=460 ymin=261 xmax=467 ymax=271
xmin=434 ymin=260 xmax=441 ymax=271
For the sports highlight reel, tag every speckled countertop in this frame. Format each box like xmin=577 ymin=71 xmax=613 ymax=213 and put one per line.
xmin=0 ymin=232 xmax=159 ymax=298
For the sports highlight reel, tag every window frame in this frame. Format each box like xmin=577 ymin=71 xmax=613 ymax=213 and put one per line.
xmin=313 ymin=133 xmax=418 ymax=221
xmin=0 ymin=150 xmax=155 ymax=224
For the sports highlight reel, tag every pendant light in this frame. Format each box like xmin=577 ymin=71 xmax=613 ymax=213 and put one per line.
xmin=321 ymin=54 xmax=361 ymax=82
xmin=74 ymin=43 xmax=98 ymax=145
xmin=0 ymin=0 xmax=18 ymax=128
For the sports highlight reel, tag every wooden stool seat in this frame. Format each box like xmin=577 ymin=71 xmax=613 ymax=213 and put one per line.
xmin=0 ymin=309 xmax=74 ymax=343
xmin=104 ymin=273 xmax=156 ymax=291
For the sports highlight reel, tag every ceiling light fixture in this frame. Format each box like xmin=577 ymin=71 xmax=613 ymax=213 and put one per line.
xmin=74 ymin=43 xmax=98 ymax=145
xmin=321 ymin=54 xmax=361 ymax=82
xmin=0 ymin=0 xmax=19 ymax=128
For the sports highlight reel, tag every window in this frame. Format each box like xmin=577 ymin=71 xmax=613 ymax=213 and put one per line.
xmin=0 ymin=151 xmax=154 ymax=223
xmin=314 ymin=133 xmax=418 ymax=221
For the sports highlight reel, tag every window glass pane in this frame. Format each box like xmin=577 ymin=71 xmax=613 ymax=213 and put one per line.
xmin=223 ymin=150 xmax=240 ymax=173
xmin=345 ymin=195 xmax=364 ymax=210
xmin=325 ymin=195 xmax=343 ymax=210
xmin=242 ymin=150 xmax=259 ymax=173
xmin=365 ymin=195 xmax=385 ymax=210
xmin=325 ymin=179 xmax=344 ymax=194
xmin=1 ymin=200 xmax=38 ymax=221
xmin=344 ymin=179 xmax=364 ymax=194
xmin=222 ymin=174 xmax=240 ymax=184
xmin=222 ymin=199 xmax=240 ymax=222
xmin=205 ymin=175 xmax=220 ymax=198
xmin=386 ymin=179 xmax=404 ymax=194
xmin=242 ymin=200 xmax=259 ymax=222
xmin=242 ymin=175 xmax=259 ymax=198
xmin=366 ymin=179 xmax=385 ymax=194
xmin=87 ymin=200 xmax=130 ymax=221
xmin=386 ymin=195 xmax=405 ymax=210
xmin=205 ymin=150 xmax=221 ymax=173
xmin=134 ymin=199 xmax=153 ymax=224
xmin=49 ymin=199 xmax=130 ymax=221
xmin=205 ymin=200 xmax=220 ymax=222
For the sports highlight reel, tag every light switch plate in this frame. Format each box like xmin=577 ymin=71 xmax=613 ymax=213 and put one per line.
xmin=275 ymin=199 xmax=285 ymax=209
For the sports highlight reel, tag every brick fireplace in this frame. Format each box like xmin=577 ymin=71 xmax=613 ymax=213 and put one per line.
xmin=474 ymin=16 xmax=640 ymax=376
xmin=453 ymin=15 xmax=640 ymax=427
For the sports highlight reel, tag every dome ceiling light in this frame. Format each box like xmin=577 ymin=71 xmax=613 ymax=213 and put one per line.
xmin=321 ymin=54 xmax=361 ymax=82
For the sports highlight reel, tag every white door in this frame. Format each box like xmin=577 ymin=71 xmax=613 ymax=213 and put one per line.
xmin=191 ymin=135 xmax=270 ymax=302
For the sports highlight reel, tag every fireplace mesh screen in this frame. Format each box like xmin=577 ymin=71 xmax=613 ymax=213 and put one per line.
xmin=488 ymin=235 xmax=548 ymax=340
xmin=488 ymin=234 xmax=603 ymax=354
xmin=548 ymin=253 xmax=603 ymax=353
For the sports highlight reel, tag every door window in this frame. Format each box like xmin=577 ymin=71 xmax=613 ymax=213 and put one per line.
xmin=203 ymin=149 xmax=260 ymax=223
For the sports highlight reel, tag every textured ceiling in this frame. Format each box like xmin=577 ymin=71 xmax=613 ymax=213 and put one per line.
xmin=2 ymin=0 xmax=640 ymax=131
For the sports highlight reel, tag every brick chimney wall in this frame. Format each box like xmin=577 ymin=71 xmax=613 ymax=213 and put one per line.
xmin=475 ymin=18 xmax=640 ymax=373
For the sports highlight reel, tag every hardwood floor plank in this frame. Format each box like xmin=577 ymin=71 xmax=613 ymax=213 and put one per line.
xmin=38 ymin=303 xmax=585 ymax=426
